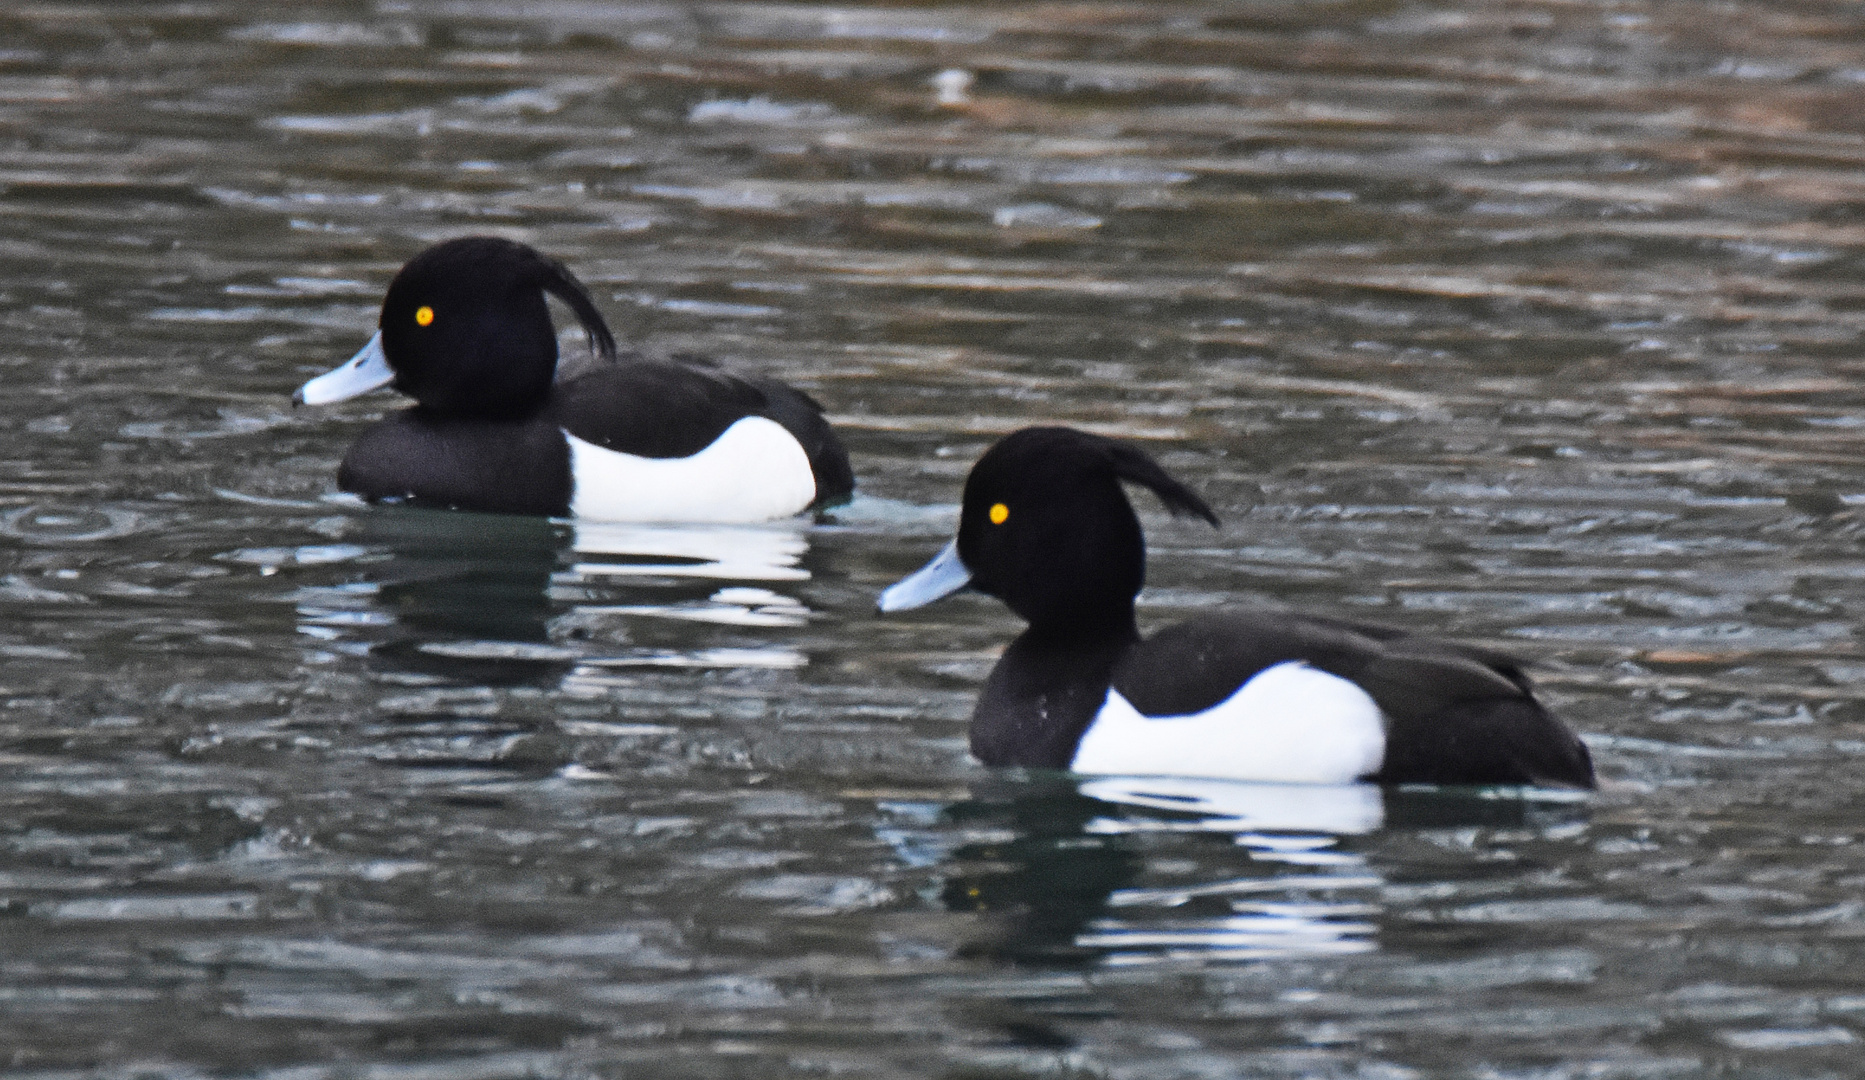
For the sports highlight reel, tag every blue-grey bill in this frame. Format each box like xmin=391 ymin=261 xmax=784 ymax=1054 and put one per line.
xmin=877 ymin=539 xmax=971 ymax=613
xmin=294 ymin=330 xmax=394 ymax=405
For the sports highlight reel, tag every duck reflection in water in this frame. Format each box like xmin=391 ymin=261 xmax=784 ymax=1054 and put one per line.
xmin=922 ymin=777 xmax=1587 ymax=965
xmin=293 ymin=507 xmax=817 ymax=688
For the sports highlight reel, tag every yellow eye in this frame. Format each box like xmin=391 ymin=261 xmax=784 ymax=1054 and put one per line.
xmin=989 ymin=502 xmax=1009 ymax=525
xmin=414 ymin=305 xmax=434 ymax=327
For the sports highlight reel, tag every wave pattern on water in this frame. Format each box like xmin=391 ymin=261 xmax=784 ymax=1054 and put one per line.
xmin=5 ymin=0 xmax=1865 ymax=1075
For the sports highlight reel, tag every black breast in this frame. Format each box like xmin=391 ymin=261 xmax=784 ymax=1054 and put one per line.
xmin=337 ymin=408 xmax=572 ymax=517
xmin=970 ymin=631 xmax=1136 ymax=769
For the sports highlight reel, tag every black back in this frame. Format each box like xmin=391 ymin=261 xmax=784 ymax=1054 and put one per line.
xmin=555 ymin=359 xmax=766 ymax=458
xmin=555 ymin=358 xmax=854 ymax=506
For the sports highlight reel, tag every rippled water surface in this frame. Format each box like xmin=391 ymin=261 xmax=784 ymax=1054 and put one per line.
xmin=9 ymin=1 xmax=1865 ymax=1075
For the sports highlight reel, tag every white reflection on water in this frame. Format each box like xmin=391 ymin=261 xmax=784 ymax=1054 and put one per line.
xmin=1076 ymin=908 xmax=1380 ymax=964
xmin=562 ymin=519 xmax=813 ymax=673
xmin=1079 ymin=776 xmax=1385 ymax=836
xmin=580 ymin=587 xmax=811 ymax=629
xmin=1075 ymin=777 xmax=1385 ymax=964
xmin=568 ymin=519 xmax=810 ymax=582
xmin=290 ymin=516 xmax=816 ymax=676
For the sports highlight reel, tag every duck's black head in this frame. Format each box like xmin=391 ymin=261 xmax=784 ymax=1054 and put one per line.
xmin=375 ymin=237 xmax=616 ymax=418
xmin=882 ymin=427 xmax=1219 ymax=635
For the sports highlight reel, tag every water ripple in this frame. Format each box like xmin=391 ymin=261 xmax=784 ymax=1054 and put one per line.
xmin=6 ymin=0 xmax=1865 ymax=1074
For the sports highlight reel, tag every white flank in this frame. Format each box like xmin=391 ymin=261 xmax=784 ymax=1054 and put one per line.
xmin=1071 ymin=661 xmax=1387 ymax=785
xmin=565 ymin=416 xmax=817 ymax=523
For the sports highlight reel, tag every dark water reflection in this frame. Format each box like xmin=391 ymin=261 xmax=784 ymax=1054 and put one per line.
xmin=8 ymin=0 xmax=1865 ymax=1075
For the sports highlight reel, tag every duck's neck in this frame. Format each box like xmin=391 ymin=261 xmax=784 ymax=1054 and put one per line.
xmin=970 ymin=615 xmax=1140 ymax=769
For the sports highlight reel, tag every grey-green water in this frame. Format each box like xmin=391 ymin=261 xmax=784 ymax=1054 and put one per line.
xmin=7 ymin=2 xmax=1865 ymax=1075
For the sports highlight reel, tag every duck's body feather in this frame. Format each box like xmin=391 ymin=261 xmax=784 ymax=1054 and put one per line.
xmin=881 ymin=426 xmax=1595 ymax=790
xmin=1110 ymin=612 xmax=1587 ymax=786
xmin=554 ymin=356 xmax=764 ymax=458
xmin=1112 ymin=612 xmax=1529 ymax=718
xmin=339 ymin=408 xmax=571 ymax=518
xmin=565 ymin=416 xmax=815 ymax=523
xmin=1080 ymin=663 xmax=1385 ymax=784
xmin=967 ymin=610 xmax=1590 ymax=787
xmin=338 ymin=359 xmax=849 ymax=521
xmin=299 ymin=237 xmax=852 ymax=522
